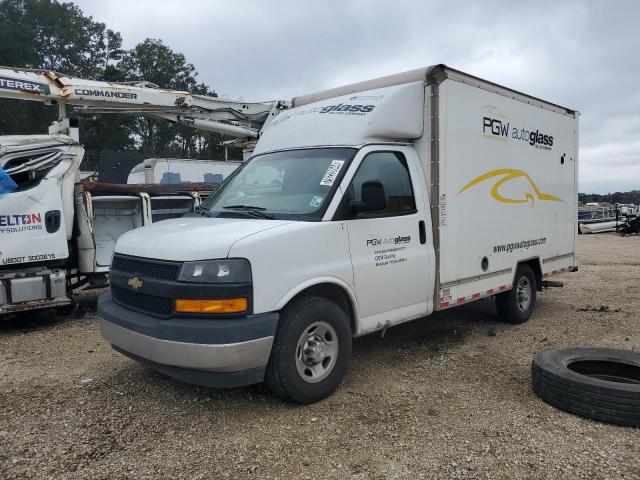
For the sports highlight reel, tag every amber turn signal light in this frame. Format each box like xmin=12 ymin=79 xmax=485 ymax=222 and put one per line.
xmin=175 ymin=298 xmax=248 ymax=314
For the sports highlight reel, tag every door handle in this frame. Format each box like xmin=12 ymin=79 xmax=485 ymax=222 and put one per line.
xmin=45 ymin=210 xmax=61 ymax=234
xmin=419 ymin=220 xmax=426 ymax=244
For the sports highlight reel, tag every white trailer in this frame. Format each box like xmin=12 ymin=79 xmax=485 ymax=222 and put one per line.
xmin=127 ymin=158 xmax=240 ymax=185
xmin=98 ymin=65 xmax=579 ymax=403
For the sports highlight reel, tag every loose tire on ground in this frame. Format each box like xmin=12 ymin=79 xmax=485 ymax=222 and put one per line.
xmin=532 ymin=347 xmax=640 ymax=427
xmin=265 ymin=296 xmax=352 ymax=404
xmin=496 ymin=264 xmax=536 ymax=324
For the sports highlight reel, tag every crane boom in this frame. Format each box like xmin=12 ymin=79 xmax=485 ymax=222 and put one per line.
xmin=0 ymin=66 xmax=287 ymax=140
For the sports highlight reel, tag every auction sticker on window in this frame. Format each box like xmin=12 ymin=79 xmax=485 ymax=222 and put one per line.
xmin=320 ymin=160 xmax=345 ymax=186
xmin=309 ymin=195 xmax=324 ymax=208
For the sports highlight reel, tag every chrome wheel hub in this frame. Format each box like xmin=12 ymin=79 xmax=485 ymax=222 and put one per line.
xmin=303 ymin=336 xmax=327 ymax=363
xmin=516 ymin=277 xmax=532 ymax=312
xmin=295 ymin=321 xmax=338 ymax=384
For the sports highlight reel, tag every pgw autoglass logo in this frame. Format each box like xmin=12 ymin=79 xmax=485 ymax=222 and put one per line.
xmin=482 ymin=105 xmax=554 ymax=150
xmin=483 ymin=116 xmax=510 ymax=139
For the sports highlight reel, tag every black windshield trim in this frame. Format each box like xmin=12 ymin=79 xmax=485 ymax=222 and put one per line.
xmin=201 ymin=147 xmax=357 ymax=222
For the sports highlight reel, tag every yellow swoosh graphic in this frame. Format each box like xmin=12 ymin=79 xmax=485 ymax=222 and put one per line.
xmin=457 ymin=168 xmax=562 ymax=207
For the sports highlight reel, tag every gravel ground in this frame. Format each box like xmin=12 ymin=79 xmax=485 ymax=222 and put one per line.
xmin=1 ymin=233 xmax=639 ymax=480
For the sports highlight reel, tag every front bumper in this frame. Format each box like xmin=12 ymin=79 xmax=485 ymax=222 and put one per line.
xmin=98 ymin=292 xmax=278 ymax=387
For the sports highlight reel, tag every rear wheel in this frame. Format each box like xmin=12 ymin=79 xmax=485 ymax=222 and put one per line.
xmin=265 ymin=296 xmax=352 ymax=404
xmin=496 ymin=264 xmax=537 ymax=324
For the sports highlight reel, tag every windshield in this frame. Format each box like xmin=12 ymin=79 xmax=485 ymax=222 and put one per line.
xmin=201 ymin=148 xmax=356 ymax=221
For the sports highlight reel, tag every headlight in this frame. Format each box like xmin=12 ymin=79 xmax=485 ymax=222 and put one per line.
xmin=178 ymin=259 xmax=251 ymax=283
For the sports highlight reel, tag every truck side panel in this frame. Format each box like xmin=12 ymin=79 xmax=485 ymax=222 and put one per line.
xmin=435 ymin=79 xmax=577 ymax=308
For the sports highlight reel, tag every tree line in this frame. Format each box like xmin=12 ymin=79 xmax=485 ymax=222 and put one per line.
xmin=1 ymin=1 xmax=637 ymax=197
xmin=579 ymin=191 xmax=640 ymax=205
xmin=0 ymin=0 xmax=240 ymax=165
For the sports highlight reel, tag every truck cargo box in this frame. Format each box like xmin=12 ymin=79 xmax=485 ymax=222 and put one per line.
xmin=429 ymin=70 xmax=578 ymax=309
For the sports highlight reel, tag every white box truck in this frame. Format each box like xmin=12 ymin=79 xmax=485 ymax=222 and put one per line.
xmin=98 ymin=65 xmax=579 ymax=403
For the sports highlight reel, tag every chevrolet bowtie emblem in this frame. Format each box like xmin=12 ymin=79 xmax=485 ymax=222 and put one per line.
xmin=127 ymin=276 xmax=143 ymax=290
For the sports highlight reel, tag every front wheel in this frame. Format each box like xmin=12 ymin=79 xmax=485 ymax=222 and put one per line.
xmin=265 ymin=296 xmax=352 ymax=404
xmin=496 ymin=264 xmax=537 ymax=324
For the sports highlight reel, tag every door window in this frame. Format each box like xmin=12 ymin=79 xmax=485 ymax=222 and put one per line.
xmin=341 ymin=151 xmax=416 ymax=218
xmin=0 ymin=149 xmax=66 ymax=192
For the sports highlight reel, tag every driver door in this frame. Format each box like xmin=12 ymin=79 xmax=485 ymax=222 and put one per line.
xmin=332 ymin=146 xmax=432 ymax=334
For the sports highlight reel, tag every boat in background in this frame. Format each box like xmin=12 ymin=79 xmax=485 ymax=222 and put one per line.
xmin=578 ymin=204 xmax=638 ymax=234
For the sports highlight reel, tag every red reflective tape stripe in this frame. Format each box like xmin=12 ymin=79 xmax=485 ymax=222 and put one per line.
xmin=499 ymin=285 xmax=507 ymax=291
xmin=487 ymin=289 xmax=494 ymax=295
xmin=457 ymin=297 xmax=465 ymax=304
xmin=472 ymin=293 xmax=481 ymax=299
xmin=440 ymin=302 xmax=449 ymax=308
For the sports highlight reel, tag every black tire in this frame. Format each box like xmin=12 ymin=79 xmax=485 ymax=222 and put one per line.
xmin=265 ymin=296 xmax=352 ymax=404
xmin=532 ymin=347 xmax=640 ymax=427
xmin=496 ymin=264 xmax=536 ymax=324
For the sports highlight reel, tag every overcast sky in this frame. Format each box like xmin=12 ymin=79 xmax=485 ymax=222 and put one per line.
xmin=73 ymin=0 xmax=640 ymax=194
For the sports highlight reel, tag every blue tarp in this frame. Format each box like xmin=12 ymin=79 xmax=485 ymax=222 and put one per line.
xmin=0 ymin=166 xmax=17 ymax=199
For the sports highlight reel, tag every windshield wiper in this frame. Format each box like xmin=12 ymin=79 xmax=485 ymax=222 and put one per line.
xmin=223 ymin=204 xmax=268 ymax=211
xmin=222 ymin=204 xmax=275 ymax=219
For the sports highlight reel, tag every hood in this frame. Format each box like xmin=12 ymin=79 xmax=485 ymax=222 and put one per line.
xmin=114 ymin=217 xmax=294 ymax=261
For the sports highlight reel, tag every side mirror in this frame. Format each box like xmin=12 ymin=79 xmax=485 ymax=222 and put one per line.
xmin=352 ymin=181 xmax=387 ymax=213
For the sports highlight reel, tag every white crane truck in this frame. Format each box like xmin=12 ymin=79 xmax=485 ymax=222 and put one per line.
xmin=0 ymin=67 xmax=282 ymax=315
xmin=96 ymin=64 xmax=576 ymax=403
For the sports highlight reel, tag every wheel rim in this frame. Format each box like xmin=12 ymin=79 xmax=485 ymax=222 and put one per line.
xmin=516 ymin=276 xmax=532 ymax=312
xmin=295 ymin=321 xmax=339 ymax=384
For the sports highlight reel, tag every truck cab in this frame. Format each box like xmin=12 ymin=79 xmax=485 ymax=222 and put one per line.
xmin=98 ymin=65 xmax=578 ymax=403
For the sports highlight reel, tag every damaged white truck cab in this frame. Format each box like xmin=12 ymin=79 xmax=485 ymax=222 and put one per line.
xmin=0 ymin=136 xmax=83 ymax=311
xmin=98 ymin=65 xmax=579 ymax=403
xmin=0 ymin=135 xmax=235 ymax=315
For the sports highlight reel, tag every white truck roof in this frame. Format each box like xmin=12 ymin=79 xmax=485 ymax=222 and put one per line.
xmin=254 ymin=82 xmax=424 ymax=155
xmin=255 ymin=64 xmax=576 ymax=156
xmin=292 ymin=64 xmax=576 ymax=114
